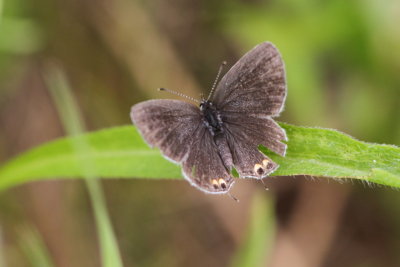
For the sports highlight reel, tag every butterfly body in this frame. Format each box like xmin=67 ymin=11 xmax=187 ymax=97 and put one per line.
xmin=131 ymin=42 xmax=287 ymax=194
xmin=200 ymin=101 xmax=224 ymax=136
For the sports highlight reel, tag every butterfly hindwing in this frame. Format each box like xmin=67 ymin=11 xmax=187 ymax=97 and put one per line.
xmin=224 ymin=114 xmax=286 ymax=178
xmin=131 ymin=99 xmax=234 ymax=194
xmin=224 ymin=114 xmax=287 ymax=156
xmin=182 ymin=127 xmax=234 ymax=194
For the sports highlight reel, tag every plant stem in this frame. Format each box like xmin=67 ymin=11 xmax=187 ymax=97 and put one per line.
xmin=44 ymin=63 xmax=124 ymax=267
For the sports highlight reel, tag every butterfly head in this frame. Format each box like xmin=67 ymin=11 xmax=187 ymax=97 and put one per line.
xmin=199 ymin=100 xmax=213 ymax=111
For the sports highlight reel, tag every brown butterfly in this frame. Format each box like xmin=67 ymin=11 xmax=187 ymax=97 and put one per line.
xmin=131 ymin=42 xmax=287 ymax=194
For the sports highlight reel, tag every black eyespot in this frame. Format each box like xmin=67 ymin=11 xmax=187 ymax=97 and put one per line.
xmin=221 ymin=182 xmax=227 ymax=189
xmin=213 ymin=184 xmax=219 ymax=190
xmin=257 ymin=167 xmax=264 ymax=175
xmin=266 ymin=162 xmax=274 ymax=169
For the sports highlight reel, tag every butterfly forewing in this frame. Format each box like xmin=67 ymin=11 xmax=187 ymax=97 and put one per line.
xmin=131 ymin=99 xmax=201 ymax=163
xmin=213 ymin=42 xmax=286 ymax=117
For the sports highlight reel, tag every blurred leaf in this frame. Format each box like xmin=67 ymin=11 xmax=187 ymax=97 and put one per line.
xmin=0 ymin=17 xmax=43 ymax=54
xmin=222 ymin=0 xmax=374 ymax=127
xmin=230 ymin=193 xmax=275 ymax=267
xmin=44 ymin=65 xmax=123 ymax=267
xmin=0 ymin=226 xmax=6 ymax=267
xmin=18 ymin=225 xmax=55 ymax=267
xmin=0 ymin=123 xmax=399 ymax=190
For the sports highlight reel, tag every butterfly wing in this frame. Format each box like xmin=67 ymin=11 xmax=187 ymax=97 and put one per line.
xmin=213 ymin=42 xmax=286 ymax=116
xmin=131 ymin=99 xmax=234 ymax=194
xmin=213 ymin=42 xmax=287 ymax=179
xmin=181 ymin=126 xmax=234 ymax=194
xmin=131 ymin=99 xmax=201 ymax=163
xmin=224 ymin=114 xmax=287 ymax=178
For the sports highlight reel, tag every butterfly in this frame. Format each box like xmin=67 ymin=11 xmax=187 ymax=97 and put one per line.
xmin=131 ymin=42 xmax=287 ymax=194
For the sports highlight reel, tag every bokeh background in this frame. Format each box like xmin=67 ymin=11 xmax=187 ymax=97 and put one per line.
xmin=0 ymin=0 xmax=399 ymax=266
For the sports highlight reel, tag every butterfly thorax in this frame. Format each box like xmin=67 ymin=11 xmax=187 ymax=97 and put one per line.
xmin=200 ymin=101 xmax=223 ymax=136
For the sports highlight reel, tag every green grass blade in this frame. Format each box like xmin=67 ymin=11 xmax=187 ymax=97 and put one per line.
xmin=43 ymin=65 xmax=123 ymax=267
xmin=0 ymin=123 xmax=399 ymax=190
xmin=18 ymin=225 xmax=55 ymax=267
xmin=0 ymin=226 xmax=6 ymax=267
xmin=85 ymin=178 xmax=124 ymax=267
xmin=230 ymin=193 xmax=276 ymax=267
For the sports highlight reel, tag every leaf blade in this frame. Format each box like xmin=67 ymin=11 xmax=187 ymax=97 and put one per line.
xmin=0 ymin=123 xmax=399 ymax=191
xmin=0 ymin=126 xmax=181 ymax=190
xmin=263 ymin=124 xmax=400 ymax=185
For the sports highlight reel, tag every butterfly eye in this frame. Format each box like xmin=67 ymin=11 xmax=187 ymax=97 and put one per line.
xmin=218 ymin=178 xmax=227 ymax=189
xmin=212 ymin=179 xmax=219 ymax=189
xmin=254 ymin=163 xmax=265 ymax=176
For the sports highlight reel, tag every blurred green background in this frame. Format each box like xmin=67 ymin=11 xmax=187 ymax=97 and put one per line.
xmin=0 ymin=0 xmax=399 ymax=266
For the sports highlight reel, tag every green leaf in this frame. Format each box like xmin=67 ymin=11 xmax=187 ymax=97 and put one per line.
xmin=261 ymin=123 xmax=400 ymax=187
xmin=0 ymin=126 xmax=181 ymax=190
xmin=0 ymin=123 xmax=399 ymax=191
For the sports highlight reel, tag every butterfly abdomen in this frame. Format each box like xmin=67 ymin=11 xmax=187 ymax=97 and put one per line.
xmin=199 ymin=101 xmax=234 ymax=172
xmin=214 ymin=135 xmax=233 ymax=171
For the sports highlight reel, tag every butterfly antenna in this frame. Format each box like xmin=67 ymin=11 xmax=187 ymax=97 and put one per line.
xmin=158 ymin=88 xmax=200 ymax=103
xmin=228 ymin=192 xmax=240 ymax=203
xmin=207 ymin=61 xmax=227 ymax=101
